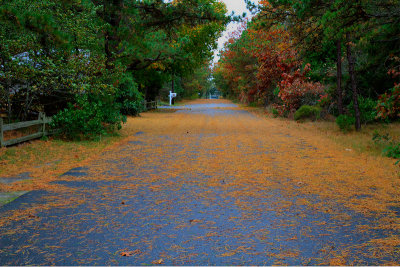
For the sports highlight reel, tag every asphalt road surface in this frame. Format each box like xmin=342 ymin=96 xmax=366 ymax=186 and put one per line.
xmin=0 ymin=100 xmax=398 ymax=265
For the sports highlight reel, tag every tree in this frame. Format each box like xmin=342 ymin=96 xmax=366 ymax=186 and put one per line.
xmin=214 ymin=12 xmax=325 ymax=112
xmin=0 ymin=0 xmax=230 ymax=138
xmin=245 ymin=0 xmax=400 ymax=128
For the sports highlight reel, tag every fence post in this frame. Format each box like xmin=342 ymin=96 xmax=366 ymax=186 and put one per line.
xmin=0 ymin=118 xmax=3 ymax=147
xmin=39 ymin=112 xmax=45 ymax=137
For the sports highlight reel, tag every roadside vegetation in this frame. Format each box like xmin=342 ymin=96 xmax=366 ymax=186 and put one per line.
xmin=0 ymin=0 xmax=229 ymax=140
xmin=0 ymin=132 xmax=125 ymax=191
xmin=214 ymin=0 xmax=400 ymax=163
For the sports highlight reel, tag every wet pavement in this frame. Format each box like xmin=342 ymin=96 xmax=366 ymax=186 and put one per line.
xmin=0 ymin=101 xmax=398 ymax=265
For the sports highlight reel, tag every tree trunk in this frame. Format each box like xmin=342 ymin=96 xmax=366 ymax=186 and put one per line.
xmin=105 ymin=32 xmax=113 ymax=69
xmin=104 ymin=0 xmax=123 ymax=70
xmin=6 ymin=81 xmax=12 ymax=123
xmin=23 ymin=85 xmax=30 ymax=121
xmin=336 ymin=39 xmax=344 ymax=115
xmin=346 ymin=33 xmax=361 ymax=131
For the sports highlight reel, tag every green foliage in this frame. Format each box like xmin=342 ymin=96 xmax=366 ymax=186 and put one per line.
xmin=348 ymin=97 xmax=377 ymax=124
xmin=116 ymin=74 xmax=144 ymax=116
xmin=180 ymin=64 xmax=213 ymax=99
xmin=336 ymin=114 xmax=355 ymax=132
xmin=271 ymin=108 xmax=279 ymax=118
xmin=372 ymin=131 xmax=400 ymax=164
xmin=294 ymin=105 xmax=321 ymax=121
xmin=50 ymin=93 xmax=125 ymax=140
xmin=0 ymin=0 xmax=228 ymax=127
xmin=372 ymin=131 xmax=391 ymax=143
xmin=188 ymin=93 xmax=200 ymax=100
xmin=273 ymin=87 xmax=280 ymax=97
xmin=384 ymin=143 xmax=400 ymax=163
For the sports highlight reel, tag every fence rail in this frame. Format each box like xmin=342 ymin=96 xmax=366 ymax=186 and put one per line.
xmin=144 ymin=100 xmax=158 ymax=111
xmin=0 ymin=112 xmax=53 ymax=147
xmin=1 ymin=102 xmax=159 ymax=147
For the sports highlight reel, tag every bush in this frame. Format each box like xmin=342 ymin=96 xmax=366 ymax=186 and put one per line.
xmin=384 ymin=143 xmax=400 ymax=158
xmin=348 ymin=96 xmax=377 ymax=124
xmin=50 ymin=93 xmax=126 ymax=140
xmin=372 ymin=131 xmax=400 ymax=164
xmin=272 ymin=108 xmax=279 ymax=118
xmin=336 ymin=114 xmax=355 ymax=132
xmin=384 ymin=143 xmax=400 ymax=165
xmin=294 ymin=105 xmax=321 ymax=121
xmin=276 ymin=64 xmax=325 ymax=113
xmin=376 ymin=84 xmax=400 ymax=121
xmin=188 ymin=93 xmax=200 ymax=100
xmin=116 ymin=75 xmax=144 ymax=116
xmin=372 ymin=131 xmax=390 ymax=143
xmin=301 ymin=92 xmax=324 ymax=107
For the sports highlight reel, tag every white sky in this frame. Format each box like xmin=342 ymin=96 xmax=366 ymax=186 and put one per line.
xmin=213 ymin=0 xmax=259 ymax=64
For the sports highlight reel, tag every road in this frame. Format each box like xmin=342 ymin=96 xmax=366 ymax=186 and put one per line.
xmin=0 ymin=99 xmax=399 ymax=265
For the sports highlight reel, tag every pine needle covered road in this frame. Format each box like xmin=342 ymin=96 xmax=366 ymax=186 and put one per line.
xmin=0 ymin=99 xmax=399 ymax=265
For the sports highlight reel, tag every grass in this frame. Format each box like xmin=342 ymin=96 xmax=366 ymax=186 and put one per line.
xmin=297 ymin=121 xmax=400 ymax=158
xmin=149 ymin=109 xmax=179 ymax=113
xmin=0 ymin=191 xmax=28 ymax=206
xmin=256 ymin=106 xmax=400 ymax=161
xmin=0 ymin=130 xmax=127 ymax=190
xmin=157 ymin=100 xmax=170 ymax=106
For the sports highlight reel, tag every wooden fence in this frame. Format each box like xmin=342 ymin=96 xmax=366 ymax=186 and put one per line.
xmin=0 ymin=101 xmax=158 ymax=147
xmin=0 ymin=112 xmax=53 ymax=147
xmin=143 ymin=100 xmax=158 ymax=111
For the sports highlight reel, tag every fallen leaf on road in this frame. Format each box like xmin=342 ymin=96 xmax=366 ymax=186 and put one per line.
xmin=133 ymin=249 xmax=142 ymax=254
xmin=151 ymin=259 xmax=164 ymax=265
xmin=220 ymin=251 xmax=236 ymax=257
xmin=120 ymin=251 xmax=134 ymax=257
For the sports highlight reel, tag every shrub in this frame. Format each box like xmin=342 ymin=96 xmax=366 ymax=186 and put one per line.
xmin=372 ymin=131 xmax=390 ymax=144
xmin=294 ymin=105 xmax=321 ymax=121
xmin=372 ymin=131 xmax=400 ymax=164
xmin=188 ymin=93 xmax=200 ymax=100
xmin=376 ymin=84 xmax=400 ymax=121
xmin=300 ymin=91 xmax=323 ymax=107
xmin=50 ymin=93 xmax=126 ymax=140
xmin=348 ymin=96 xmax=377 ymax=124
xmin=384 ymin=143 xmax=400 ymax=158
xmin=271 ymin=108 xmax=279 ymax=117
xmin=384 ymin=143 xmax=400 ymax=165
xmin=336 ymin=114 xmax=355 ymax=132
xmin=116 ymin=75 xmax=144 ymax=116
xmin=277 ymin=64 xmax=325 ymax=114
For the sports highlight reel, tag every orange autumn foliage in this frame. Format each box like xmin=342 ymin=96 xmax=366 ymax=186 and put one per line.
xmin=214 ymin=13 xmax=325 ymax=111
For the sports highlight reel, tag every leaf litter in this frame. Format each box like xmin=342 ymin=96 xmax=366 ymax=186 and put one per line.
xmin=0 ymin=99 xmax=399 ymax=265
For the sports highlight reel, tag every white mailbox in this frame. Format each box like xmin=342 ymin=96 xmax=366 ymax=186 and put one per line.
xmin=169 ymin=91 xmax=177 ymax=106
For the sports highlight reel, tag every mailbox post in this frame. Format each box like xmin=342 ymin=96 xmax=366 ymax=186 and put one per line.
xmin=169 ymin=91 xmax=177 ymax=106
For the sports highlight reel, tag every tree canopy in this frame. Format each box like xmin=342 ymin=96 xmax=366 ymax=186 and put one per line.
xmin=214 ymin=0 xmax=400 ymax=130
xmin=0 ymin=0 xmax=229 ymax=138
